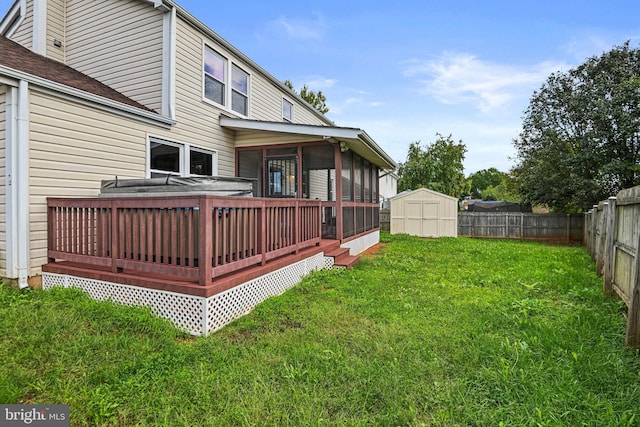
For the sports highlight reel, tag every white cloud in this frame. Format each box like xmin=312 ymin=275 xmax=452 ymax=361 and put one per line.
xmin=329 ymin=96 xmax=378 ymax=115
xmin=268 ymin=14 xmax=325 ymax=41
xmin=404 ymin=52 xmax=565 ymax=113
xmin=305 ymin=76 xmax=337 ymax=90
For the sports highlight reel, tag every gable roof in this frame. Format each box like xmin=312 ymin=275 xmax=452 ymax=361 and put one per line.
xmin=390 ymin=188 xmax=458 ymax=202
xmin=0 ymin=35 xmax=154 ymax=112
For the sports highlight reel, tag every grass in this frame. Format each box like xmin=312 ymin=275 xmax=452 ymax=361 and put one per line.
xmin=1 ymin=233 xmax=640 ymax=426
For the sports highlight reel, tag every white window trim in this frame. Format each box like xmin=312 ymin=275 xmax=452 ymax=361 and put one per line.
xmin=282 ymin=97 xmax=294 ymax=122
xmin=202 ymin=43 xmax=251 ymax=118
xmin=147 ymin=135 xmax=218 ymax=178
xmin=188 ymin=146 xmax=218 ymax=177
xmin=147 ymin=136 xmax=183 ymax=178
xmin=0 ymin=0 xmax=26 ymax=37
xmin=203 ymin=45 xmax=226 ymax=106
xmin=231 ymin=63 xmax=250 ymax=117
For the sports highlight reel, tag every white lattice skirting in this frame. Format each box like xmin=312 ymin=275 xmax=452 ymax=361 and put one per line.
xmin=43 ymin=253 xmax=326 ymax=336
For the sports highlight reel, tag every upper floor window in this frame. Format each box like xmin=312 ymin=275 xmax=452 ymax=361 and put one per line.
xmin=283 ymin=98 xmax=293 ymax=122
xmin=204 ymin=47 xmax=226 ymax=105
xmin=203 ymin=45 xmax=250 ymax=116
xmin=231 ymin=64 xmax=249 ymax=116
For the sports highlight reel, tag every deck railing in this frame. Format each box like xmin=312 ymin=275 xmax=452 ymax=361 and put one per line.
xmin=47 ymin=195 xmax=322 ymax=285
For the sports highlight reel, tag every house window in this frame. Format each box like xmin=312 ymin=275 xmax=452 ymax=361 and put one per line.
xmin=231 ymin=64 xmax=249 ymax=115
xmin=190 ymin=148 xmax=214 ymax=176
xmin=203 ymin=45 xmax=250 ymax=116
xmin=204 ymin=47 xmax=226 ymax=105
xmin=150 ymin=140 xmax=181 ymax=177
xmin=283 ymin=98 xmax=293 ymax=122
xmin=149 ymin=138 xmax=217 ymax=178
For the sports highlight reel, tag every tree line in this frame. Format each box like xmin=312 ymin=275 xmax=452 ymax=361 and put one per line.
xmin=397 ymin=42 xmax=640 ymax=212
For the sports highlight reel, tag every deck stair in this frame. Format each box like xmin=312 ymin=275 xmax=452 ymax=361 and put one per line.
xmin=325 ymin=247 xmax=360 ymax=269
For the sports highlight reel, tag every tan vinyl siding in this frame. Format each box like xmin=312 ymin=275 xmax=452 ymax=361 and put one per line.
xmin=0 ymin=85 xmax=6 ymax=276
xmin=9 ymin=0 xmax=33 ymax=49
xmin=46 ymin=0 xmax=65 ymax=62
xmin=66 ymin=0 xmax=163 ymax=112
xmin=171 ymin=19 xmax=237 ymax=176
xmin=248 ymin=65 xmax=328 ymax=126
xmin=308 ymin=169 xmax=333 ymax=200
xmin=176 ymin=15 xmax=328 ymax=129
xmin=27 ymin=91 xmax=155 ymax=274
xmin=234 ymin=130 xmax=322 ymax=148
xmin=292 ymin=99 xmax=328 ymax=125
xmin=249 ymin=73 xmax=289 ymax=122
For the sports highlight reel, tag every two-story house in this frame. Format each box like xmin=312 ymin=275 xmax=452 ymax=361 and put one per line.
xmin=0 ymin=0 xmax=396 ymax=334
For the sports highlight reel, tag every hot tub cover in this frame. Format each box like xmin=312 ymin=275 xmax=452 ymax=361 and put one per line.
xmin=100 ymin=176 xmax=255 ymax=197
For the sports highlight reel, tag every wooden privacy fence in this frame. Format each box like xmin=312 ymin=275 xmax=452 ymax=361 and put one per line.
xmin=584 ymin=187 xmax=640 ymax=348
xmin=379 ymin=208 xmax=390 ymax=231
xmin=47 ymin=195 xmax=322 ymax=286
xmin=458 ymin=212 xmax=584 ymax=242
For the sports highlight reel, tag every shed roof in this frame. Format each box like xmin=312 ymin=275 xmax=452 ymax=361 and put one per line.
xmin=390 ymin=187 xmax=458 ymax=202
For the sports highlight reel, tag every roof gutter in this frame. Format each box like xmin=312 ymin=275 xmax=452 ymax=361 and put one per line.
xmin=357 ymin=130 xmax=397 ymax=170
xmin=0 ymin=65 xmax=176 ymax=128
xmin=220 ymin=116 xmax=397 ymax=170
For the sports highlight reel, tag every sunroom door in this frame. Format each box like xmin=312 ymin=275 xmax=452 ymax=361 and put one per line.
xmin=266 ymin=157 xmax=297 ymax=198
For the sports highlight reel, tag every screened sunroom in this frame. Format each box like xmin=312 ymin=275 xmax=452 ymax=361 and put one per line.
xmin=224 ymin=117 xmax=396 ymax=243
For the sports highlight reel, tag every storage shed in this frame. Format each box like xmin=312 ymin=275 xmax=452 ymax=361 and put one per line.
xmin=390 ymin=188 xmax=458 ymax=237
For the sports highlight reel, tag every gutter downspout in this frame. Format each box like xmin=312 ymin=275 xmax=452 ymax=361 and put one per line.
xmin=5 ymin=80 xmax=30 ymax=288
xmin=15 ymin=81 xmax=30 ymax=288
xmin=32 ymin=0 xmax=48 ymax=55
xmin=5 ymin=84 xmax=18 ymax=282
xmin=161 ymin=5 xmax=176 ymax=119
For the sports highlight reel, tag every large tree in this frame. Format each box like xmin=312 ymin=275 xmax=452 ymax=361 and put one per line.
xmin=514 ymin=42 xmax=640 ymax=212
xmin=468 ymin=167 xmax=507 ymax=199
xmin=397 ymin=134 xmax=470 ymax=198
xmin=481 ymin=173 xmax=521 ymax=202
xmin=284 ymin=80 xmax=329 ymax=114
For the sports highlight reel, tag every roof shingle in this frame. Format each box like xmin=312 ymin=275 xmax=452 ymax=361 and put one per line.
xmin=0 ymin=36 xmax=155 ymax=112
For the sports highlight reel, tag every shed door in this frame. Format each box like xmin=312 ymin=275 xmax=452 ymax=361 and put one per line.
xmin=406 ymin=200 xmax=440 ymax=237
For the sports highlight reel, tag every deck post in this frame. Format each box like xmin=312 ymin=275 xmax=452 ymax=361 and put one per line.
xmin=295 ymin=200 xmax=300 ymax=254
xmin=335 ymin=145 xmax=344 ymax=242
xmin=260 ymin=200 xmax=267 ymax=265
xmin=199 ymin=196 xmax=213 ymax=286
xmin=110 ymin=199 xmax=120 ymax=273
xmin=47 ymin=205 xmax=55 ymax=263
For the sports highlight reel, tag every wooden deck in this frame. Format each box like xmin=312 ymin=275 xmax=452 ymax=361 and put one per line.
xmin=42 ymin=239 xmax=341 ymax=298
xmin=44 ymin=194 xmax=345 ymax=297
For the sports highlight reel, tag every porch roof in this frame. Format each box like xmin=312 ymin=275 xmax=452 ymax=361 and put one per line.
xmin=220 ymin=117 xmax=397 ymax=170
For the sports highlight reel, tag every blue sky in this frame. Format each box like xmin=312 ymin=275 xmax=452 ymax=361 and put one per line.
xmin=2 ymin=1 xmax=640 ymax=174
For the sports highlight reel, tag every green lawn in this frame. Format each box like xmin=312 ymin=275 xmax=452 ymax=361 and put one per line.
xmin=1 ymin=233 xmax=639 ymax=426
